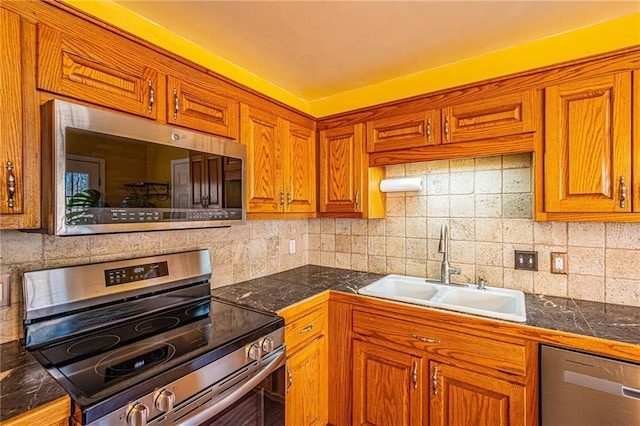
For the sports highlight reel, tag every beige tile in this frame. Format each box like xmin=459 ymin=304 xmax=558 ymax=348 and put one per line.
xmin=450 ymin=218 xmax=474 ymax=241
xmin=568 ymin=247 xmax=604 ymax=276
xmin=335 ymin=219 xmax=351 ymax=235
xmin=250 ymin=259 xmax=267 ymax=279
xmin=320 ymin=218 xmax=336 ymax=234
xmin=405 ymin=162 xmax=428 ymax=176
xmin=161 ymin=230 xmax=190 ymax=248
xmin=44 ymin=235 xmax=90 ymax=260
xmin=475 ymin=156 xmax=502 ymax=170
xmin=475 ymin=194 xmax=501 ymax=218
xmin=211 ymin=242 xmax=233 ymax=265
xmin=568 ymin=223 xmax=605 ymax=247
xmin=367 ymin=219 xmax=385 ymax=236
xmin=368 ymin=255 xmax=387 ymax=274
xmin=351 ymin=235 xmax=368 ymax=255
xmin=475 ymin=170 xmax=502 ymax=194
xmin=426 ymin=173 xmax=449 ymax=195
xmin=427 ymin=218 xmax=448 ymax=239
xmin=475 ymin=266 xmax=504 ymax=287
xmin=335 ymin=235 xmax=351 ymax=253
xmin=351 ymin=219 xmax=368 ymax=236
xmin=406 ymin=217 xmax=427 ymax=239
xmin=308 ymin=250 xmax=321 ymax=265
xmin=351 ymin=254 xmax=368 ymax=271
xmin=90 ymin=234 xmax=130 ymax=256
xmin=211 ymin=264 xmax=234 ymax=288
xmin=0 ymin=304 xmax=22 ymax=343
xmin=450 ymin=195 xmax=475 ymax=218
xmin=502 ymin=168 xmax=531 ymax=193
xmin=405 ymin=259 xmax=427 ymax=277
xmin=320 ymin=234 xmax=335 ymax=252
xmin=386 ymin=237 xmax=406 ymax=258
xmin=425 ymin=160 xmax=449 ymax=174
xmin=406 ymin=238 xmax=427 ymax=260
xmin=503 ymin=193 xmax=533 ymax=219
xmin=320 ymin=251 xmax=336 ymax=267
xmin=308 ymin=218 xmax=321 ymax=234
xmin=386 ymin=217 xmax=406 ymax=237
xmin=476 ymin=218 xmax=503 ymax=242
xmin=385 ymin=164 xmax=406 ymax=177
xmin=503 ymin=219 xmax=533 ymax=244
xmin=605 ymin=223 xmax=640 ymax=249
xmin=368 ymin=236 xmax=387 ymax=256
xmin=450 ymin=240 xmax=475 ymax=264
xmin=308 ymin=233 xmax=321 ymax=251
xmin=249 ymin=238 xmax=267 ymax=259
xmin=386 ymin=257 xmax=406 ymax=275
xmin=0 ymin=231 xmax=43 ymax=264
xmin=427 ymin=260 xmax=441 ymax=279
xmin=405 ymin=196 xmax=427 ymax=217
xmin=503 ymin=268 xmax=534 ymax=293
xmin=450 ymin=158 xmax=475 ymax=172
xmin=502 ymin=153 xmax=532 ymax=169
xmin=605 ymin=277 xmax=640 ymax=306
xmin=533 ymin=271 xmax=567 ymax=298
xmin=453 ymin=263 xmax=475 ymax=284
xmin=335 ymin=252 xmax=351 ymax=269
xmin=129 ymin=232 xmax=162 ymax=252
xmin=233 ymin=241 xmax=250 ymax=264
xmin=450 ymin=172 xmax=474 ymax=195
xmin=605 ymin=249 xmax=640 ymax=279
xmin=427 ymin=239 xmax=442 ymax=261
xmin=501 ymin=243 xmax=533 ymax=268
xmin=427 ymin=195 xmax=449 ymax=217
xmin=249 ymin=220 xmax=279 ymax=239
xmin=568 ymin=274 xmax=605 ymax=303
xmin=534 ymin=222 xmax=567 ymax=246
xmin=475 ymin=242 xmax=503 ymax=266
xmin=386 ymin=196 xmax=406 ymax=217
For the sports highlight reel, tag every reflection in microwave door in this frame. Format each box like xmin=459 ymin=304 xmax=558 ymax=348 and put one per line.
xmin=65 ymin=188 xmax=104 ymax=225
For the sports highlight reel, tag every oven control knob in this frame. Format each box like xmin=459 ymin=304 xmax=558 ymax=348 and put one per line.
xmin=248 ymin=342 xmax=262 ymax=361
xmin=261 ymin=337 xmax=274 ymax=353
xmin=154 ymin=388 xmax=176 ymax=412
xmin=126 ymin=402 xmax=149 ymax=426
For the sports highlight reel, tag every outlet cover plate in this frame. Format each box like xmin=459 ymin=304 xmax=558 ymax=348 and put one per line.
xmin=514 ymin=250 xmax=538 ymax=271
xmin=0 ymin=274 xmax=10 ymax=307
xmin=551 ymin=252 xmax=568 ymax=274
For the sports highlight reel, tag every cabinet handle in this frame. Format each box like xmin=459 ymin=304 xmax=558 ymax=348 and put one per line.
xmin=620 ymin=176 xmax=627 ymax=208
xmin=412 ymin=361 xmax=418 ymax=389
xmin=6 ymin=161 xmax=15 ymax=208
xmin=280 ymin=191 xmax=285 ymax=207
xmin=173 ymin=88 xmax=179 ymax=120
xmin=297 ymin=323 xmax=314 ymax=334
xmin=147 ymin=80 xmax=155 ymax=114
xmin=433 ymin=366 xmax=439 ymax=396
xmin=354 ymin=189 xmax=360 ymax=210
xmin=426 ymin=118 xmax=432 ymax=143
xmin=287 ymin=192 xmax=292 ymax=206
xmin=201 ymin=195 xmax=209 ymax=209
xmin=286 ymin=365 xmax=292 ymax=393
xmin=444 ymin=115 xmax=450 ymax=142
xmin=411 ymin=333 xmax=440 ymax=344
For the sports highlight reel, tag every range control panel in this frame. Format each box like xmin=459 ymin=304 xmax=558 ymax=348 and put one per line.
xmin=104 ymin=261 xmax=169 ymax=286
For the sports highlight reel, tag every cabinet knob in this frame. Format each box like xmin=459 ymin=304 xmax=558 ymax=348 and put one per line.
xmin=6 ymin=161 xmax=15 ymax=209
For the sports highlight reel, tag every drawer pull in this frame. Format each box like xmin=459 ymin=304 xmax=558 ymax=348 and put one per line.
xmin=173 ymin=88 xmax=179 ymax=120
xmin=298 ymin=323 xmax=315 ymax=334
xmin=411 ymin=333 xmax=440 ymax=344
xmin=412 ymin=361 xmax=418 ymax=389
xmin=433 ymin=366 xmax=439 ymax=395
xmin=620 ymin=176 xmax=627 ymax=208
xmin=6 ymin=161 xmax=15 ymax=208
xmin=426 ymin=118 xmax=432 ymax=143
xmin=444 ymin=115 xmax=450 ymax=141
xmin=286 ymin=365 xmax=292 ymax=393
xmin=147 ymin=80 xmax=155 ymax=114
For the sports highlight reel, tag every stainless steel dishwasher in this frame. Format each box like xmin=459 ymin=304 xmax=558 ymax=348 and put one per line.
xmin=541 ymin=345 xmax=640 ymax=426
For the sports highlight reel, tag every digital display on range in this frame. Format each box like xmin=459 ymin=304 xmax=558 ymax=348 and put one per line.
xmin=104 ymin=261 xmax=169 ymax=286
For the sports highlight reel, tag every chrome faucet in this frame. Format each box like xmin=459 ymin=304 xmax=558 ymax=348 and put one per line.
xmin=438 ymin=224 xmax=461 ymax=284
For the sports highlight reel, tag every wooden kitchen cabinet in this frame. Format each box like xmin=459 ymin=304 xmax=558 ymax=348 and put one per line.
xmin=0 ymin=7 xmax=40 ymax=229
xmin=37 ymin=22 xmax=159 ymax=119
xmin=319 ymin=124 xmax=385 ymax=218
xmin=366 ymin=109 xmax=441 ymax=152
xmin=278 ymin=297 xmax=328 ymax=426
xmin=167 ymin=75 xmax=239 ymax=139
xmin=430 ymin=361 xmax=525 ymax=426
xmin=352 ymin=340 xmax=426 ymax=426
xmin=189 ymin=153 xmax=222 ymax=208
xmin=544 ymin=72 xmax=634 ymax=215
xmin=241 ymin=103 xmax=316 ymax=217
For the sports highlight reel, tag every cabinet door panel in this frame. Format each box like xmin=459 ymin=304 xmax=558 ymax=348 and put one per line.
xmin=319 ymin=125 xmax=363 ymax=213
xmin=366 ymin=110 xmax=441 ymax=152
xmin=353 ymin=340 xmax=425 ymax=426
xmin=37 ymin=23 xmax=157 ymax=119
xmin=442 ymin=91 xmax=536 ymax=143
xmin=286 ymin=337 xmax=327 ymax=426
xmin=241 ymin=104 xmax=282 ymax=213
xmin=545 ymin=73 xmax=632 ymax=213
xmin=430 ymin=362 xmax=525 ymax=426
xmin=168 ymin=75 xmax=238 ymax=138
xmin=285 ymin=122 xmax=316 ymax=213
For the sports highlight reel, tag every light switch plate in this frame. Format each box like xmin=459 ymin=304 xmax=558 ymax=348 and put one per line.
xmin=514 ymin=250 xmax=538 ymax=271
xmin=0 ymin=274 xmax=10 ymax=307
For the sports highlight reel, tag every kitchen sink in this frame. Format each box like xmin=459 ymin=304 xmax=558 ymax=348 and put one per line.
xmin=358 ymin=274 xmax=526 ymax=322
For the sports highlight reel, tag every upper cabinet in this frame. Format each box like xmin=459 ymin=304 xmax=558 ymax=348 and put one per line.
xmin=542 ymin=71 xmax=639 ymax=220
xmin=1 ymin=8 xmax=40 ymax=229
xmin=37 ymin=23 xmax=159 ymax=120
xmin=241 ymin=103 xmax=316 ymax=217
xmin=319 ymin=124 xmax=385 ymax=218
xmin=365 ymin=90 xmax=537 ymax=153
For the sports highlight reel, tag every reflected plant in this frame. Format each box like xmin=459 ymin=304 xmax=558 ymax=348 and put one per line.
xmin=65 ymin=188 xmax=104 ymax=224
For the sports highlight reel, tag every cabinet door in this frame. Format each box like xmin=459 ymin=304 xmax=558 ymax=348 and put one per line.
xmin=352 ymin=340 xmax=426 ymax=426
xmin=283 ymin=122 xmax=316 ymax=213
xmin=319 ymin=124 xmax=363 ymax=214
xmin=189 ymin=153 xmax=222 ymax=209
xmin=167 ymin=75 xmax=239 ymax=138
xmin=366 ymin=109 xmax=441 ymax=152
xmin=286 ymin=337 xmax=327 ymax=426
xmin=0 ymin=9 xmax=39 ymax=228
xmin=430 ymin=362 xmax=525 ymax=426
xmin=545 ymin=72 xmax=632 ymax=213
xmin=241 ymin=104 xmax=283 ymax=213
xmin=442 ymin=90 xmax=536 ymax=144
xmin=37 ymin=23 xmax=158 ymax=119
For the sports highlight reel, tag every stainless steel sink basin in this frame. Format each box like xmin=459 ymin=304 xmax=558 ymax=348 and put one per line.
xmin=358 ymin=274 xmax=526 ymax=322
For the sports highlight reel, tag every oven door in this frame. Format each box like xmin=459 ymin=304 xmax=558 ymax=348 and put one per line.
xmin=169 ymin=349 xmax=285 ymax=426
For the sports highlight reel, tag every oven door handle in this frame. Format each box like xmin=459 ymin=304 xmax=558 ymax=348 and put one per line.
xmin=176 ymin=347 xmax=286 ymax=426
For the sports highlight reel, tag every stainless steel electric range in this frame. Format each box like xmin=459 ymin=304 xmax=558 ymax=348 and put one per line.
xmin=23 ymin=249 xmax=285 ymax=426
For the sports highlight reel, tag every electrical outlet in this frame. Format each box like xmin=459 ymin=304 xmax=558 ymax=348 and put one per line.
xmin=0 ymin=274 xmax=10 ymax=307
xmin=289 ymin=239 xmax=296 ymax=254
xmin=514 ymin=250 xmax=538 ymax=271
xmin=551 ymin=252 xmax=568 ymax=274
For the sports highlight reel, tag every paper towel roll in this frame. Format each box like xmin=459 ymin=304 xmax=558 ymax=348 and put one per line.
xmin=379 ymin=177 xmax=423 ymax=193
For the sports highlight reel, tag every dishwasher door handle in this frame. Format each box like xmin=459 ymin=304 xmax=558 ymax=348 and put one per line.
xmin=565 ymin=370 xmax=640 ymax=400
xmin=622 ymin=386 xmax=640 ymax=400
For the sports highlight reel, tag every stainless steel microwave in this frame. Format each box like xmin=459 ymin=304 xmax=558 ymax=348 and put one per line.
xmin=42 ymin=100 xmax=246 ymax=235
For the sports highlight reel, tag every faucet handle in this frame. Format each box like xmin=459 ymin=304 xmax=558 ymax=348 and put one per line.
xmin=477 ymin=276 xmax=487 ymax=290
xmin=451 ymin=267 xmax=461 ymax=275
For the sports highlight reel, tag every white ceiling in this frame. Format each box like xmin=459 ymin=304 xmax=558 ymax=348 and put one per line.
xmin=114 ymin=1 xmax=640 ymax=100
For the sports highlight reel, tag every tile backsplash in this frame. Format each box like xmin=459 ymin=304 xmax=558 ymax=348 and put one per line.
xmin=309 ymin=154 xmax=640 ymax=308
xmin=2 ymin=153 xmax=639 ymax=344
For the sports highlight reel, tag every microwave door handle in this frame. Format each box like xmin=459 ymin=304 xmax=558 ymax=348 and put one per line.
xmin=175 ymin=348 xmax=285 ymax=426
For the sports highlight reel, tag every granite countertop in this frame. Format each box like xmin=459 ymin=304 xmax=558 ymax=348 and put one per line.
xmin=0 ymin=341 xmax=68 ymax=422
xmin=211 ymin=265 xmax=640 ymax=346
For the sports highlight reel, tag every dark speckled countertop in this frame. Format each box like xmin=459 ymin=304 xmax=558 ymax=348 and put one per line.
xmin=211 ymin=265 xmax=640 ymax=346
xmin=3 ymin=265 xmax=638 ymax=423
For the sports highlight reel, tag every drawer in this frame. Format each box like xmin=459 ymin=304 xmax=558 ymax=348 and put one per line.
xmin=353 ymin=309 xmax=526 ymax=376
xmin=285 ymin=307 xmax=326 ymax=354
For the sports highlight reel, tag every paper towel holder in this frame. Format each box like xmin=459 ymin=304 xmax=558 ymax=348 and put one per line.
xmin=379 ymin=177 xmax=423 ymax=193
